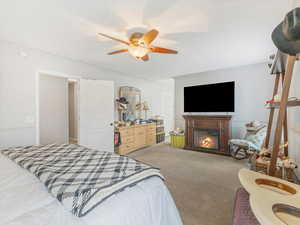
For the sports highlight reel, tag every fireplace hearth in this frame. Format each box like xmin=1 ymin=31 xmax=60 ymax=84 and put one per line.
xmin=183 ymin=115 xmax=232 ymax=155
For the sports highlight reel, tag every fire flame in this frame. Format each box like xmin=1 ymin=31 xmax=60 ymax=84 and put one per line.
xmin=200 ymin=136 xmax=214 ymax=148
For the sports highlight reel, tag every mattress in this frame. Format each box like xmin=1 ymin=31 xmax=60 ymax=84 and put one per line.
xmin=0 ymin=153 xmax=183 ymax=225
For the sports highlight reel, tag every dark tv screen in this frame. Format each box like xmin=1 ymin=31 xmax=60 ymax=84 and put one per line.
xmin=184 ymin=81 xmax=235 ymax=112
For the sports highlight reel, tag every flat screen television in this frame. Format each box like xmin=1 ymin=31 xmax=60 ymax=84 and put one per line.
xmin=184 ymin=81 xmax=235 ymax=112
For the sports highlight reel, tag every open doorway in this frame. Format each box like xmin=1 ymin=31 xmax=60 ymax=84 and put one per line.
xmin=68 ymin=80 xmax=78 ymax=144
xmin=38 ymin=73 xmax=79 ymax=145
xmin=37 ymin=72 xmax=114 ymax=151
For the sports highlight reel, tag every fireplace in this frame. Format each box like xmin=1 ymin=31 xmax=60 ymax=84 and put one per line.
xmin=183 ymin=115 xmax=232 ymax=155
xmin=193 ymin=129 xmax=220 ymax=150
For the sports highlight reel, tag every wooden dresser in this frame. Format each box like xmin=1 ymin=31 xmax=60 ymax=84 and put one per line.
xmin=116 ymin=123 xmax=156 ymax=155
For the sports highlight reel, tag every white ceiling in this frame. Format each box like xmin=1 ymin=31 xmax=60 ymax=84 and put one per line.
xmin=0 ymin=0 xmax=293 ymax=79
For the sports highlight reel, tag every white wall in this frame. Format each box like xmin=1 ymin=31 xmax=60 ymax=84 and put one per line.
xmin=288 ymin=59 xmax=300 ymax=175
xmin=291 ymin=1 xmax=300 ymax=175
xmin=39 ymin=74 xmax=68 ymax=144
xmin=288 ymin=0 xmax=300 ymax=173
xmin=0 ymin=40 xmax=174 ymax=148
xmin=174 ymin=63 xmax=274 ymax=138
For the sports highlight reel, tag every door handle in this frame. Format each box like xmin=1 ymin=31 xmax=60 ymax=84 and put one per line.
xmin=110 ymin=123 xmax=113 ymax=126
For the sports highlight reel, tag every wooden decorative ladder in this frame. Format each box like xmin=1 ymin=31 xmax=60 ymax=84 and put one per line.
xmin=265 ymin=54 xmax=299 ymax=176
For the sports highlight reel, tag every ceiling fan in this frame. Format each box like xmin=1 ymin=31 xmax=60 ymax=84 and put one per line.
xmin=98 ymin=29 xmax=178 ymax=61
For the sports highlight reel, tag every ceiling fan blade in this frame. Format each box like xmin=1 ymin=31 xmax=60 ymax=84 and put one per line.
xmin=98 ymin=33 xmax=129 ymax=45
xmin=141 ymin=54 xmax=149 ymax=61
xmin=107 ymin=49 xmax=128 ymax=55
xmin=142 ymin=29 xmax=159 ymax=45
xmin=150 ymin=46 xmax=178 ymax=54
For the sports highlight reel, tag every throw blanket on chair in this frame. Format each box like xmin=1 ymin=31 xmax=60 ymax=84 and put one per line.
xmin=1 ymin=144 xmax=163 ymax=217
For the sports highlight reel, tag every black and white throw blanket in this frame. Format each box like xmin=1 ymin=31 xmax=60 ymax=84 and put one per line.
xmin=1 ymin=144 xmax=163 ymax=217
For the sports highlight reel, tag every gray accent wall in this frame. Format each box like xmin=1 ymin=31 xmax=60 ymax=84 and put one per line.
xmin=174 ymin=63 xmax=274 ymax=139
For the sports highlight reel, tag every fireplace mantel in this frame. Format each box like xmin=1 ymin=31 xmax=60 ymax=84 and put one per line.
xmin=183 ymin=115 xmax=232 ymax=120
xmin=183 ymin=115 xmax=232 ymax=155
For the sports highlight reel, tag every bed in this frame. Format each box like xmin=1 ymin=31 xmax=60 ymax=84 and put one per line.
xmin=0 ymin=144 xmax=183 ymax=225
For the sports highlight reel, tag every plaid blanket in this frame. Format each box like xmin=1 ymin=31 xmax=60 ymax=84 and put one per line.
xmin=1 ymin=144 xmax=163 ymax=217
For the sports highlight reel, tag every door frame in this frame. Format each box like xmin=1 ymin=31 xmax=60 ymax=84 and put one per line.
xmin=35 ymin=70 xmax=81 ymax=145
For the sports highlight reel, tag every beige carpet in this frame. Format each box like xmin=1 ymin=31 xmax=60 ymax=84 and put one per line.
xmin=129 ymin=144 xmax=245 ymax=225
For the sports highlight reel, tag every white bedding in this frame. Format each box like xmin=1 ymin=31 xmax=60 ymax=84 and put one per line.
xmin=0 ymin=154 xmax=183 ymax=225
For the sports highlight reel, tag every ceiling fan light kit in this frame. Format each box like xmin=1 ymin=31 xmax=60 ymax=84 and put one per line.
xmin=128 ymin=44 xmax=149 ymax=58
xmin=98 ymin=29 xmax=178 ymax=62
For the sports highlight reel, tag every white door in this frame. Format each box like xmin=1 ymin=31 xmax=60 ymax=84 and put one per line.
xmin=78 ymin=79 xmax=114 ymax=152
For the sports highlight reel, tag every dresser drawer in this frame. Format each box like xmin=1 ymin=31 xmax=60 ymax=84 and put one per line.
xmin=148 ymin=125 xmax=156 ymax=130
xmin=120 ymin=128 xmax=134 ymax=136
xmin=146 ymin=136 xmax=156 ymax=145
xmin=135 ymin=135 xmax=146 ymax=148
xmin=148 ymin=126 xmax=156 ymax=131
xmin=135 ymin=128 xmax=146 ymax=136
xmin=147 ymin=129 xmax=156 ymax=135
xmin=147 ymin=132 xmax=156 ymax=138
xmin=118 ymin=148 xmax=132 ymax=155
xmin=148 ymin=123 xmax=156 ymax=128
xmin=119 ymin=142 xmax=134 ymax=149
xmin=122 ymin=136 xmax=135 ymax=144
xmin=118 ymin=143 xmax=135 ymax=155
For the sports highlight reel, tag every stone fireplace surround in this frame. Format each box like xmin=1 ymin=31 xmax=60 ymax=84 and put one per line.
xmin=183 ymin=115 xmax=232 ymax=155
